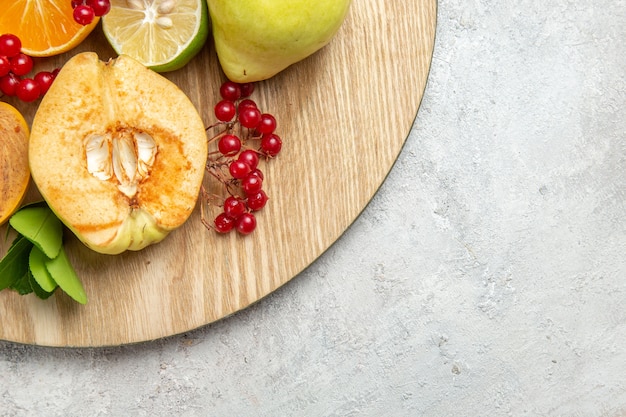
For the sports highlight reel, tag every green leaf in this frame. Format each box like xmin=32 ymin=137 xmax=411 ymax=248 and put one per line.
xmin=29 ymin=269 xmax=55 ymax=300
xmin=10 ymin=270 xmax=33 ymax=295
xmin=29 ymin=246 xmax=58 ymax=292
xmin=0 ymin=234 xmax=33 ymax=291
xmin=46 ymin=246 xmax=87 ymax=305
xmin=9 ymin=206 xmax=63 ymax=259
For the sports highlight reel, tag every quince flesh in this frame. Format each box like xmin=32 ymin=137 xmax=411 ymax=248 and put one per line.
xmin=29 ymin=52 xmax=208 ymax=255
xmin=0 ymin=102 xmax=30 ymax=225
xmin=208 ymin=0 xmax=352 ymax=83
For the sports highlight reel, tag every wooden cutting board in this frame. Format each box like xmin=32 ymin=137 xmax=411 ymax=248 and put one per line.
xmin=0 ymin=0 xmax=437 ymax=347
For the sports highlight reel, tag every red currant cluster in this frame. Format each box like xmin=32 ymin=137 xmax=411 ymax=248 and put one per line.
xmin=0 ymin=34 xmax=58 ymax=102
xmin=202 ymin=81 xmax=283 ymax=235
xmin=71 ymin=0 xmax=111 ymax=26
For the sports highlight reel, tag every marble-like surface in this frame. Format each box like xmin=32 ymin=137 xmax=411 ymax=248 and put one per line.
xmin=2 ymin=1 xmax=625 ymax=415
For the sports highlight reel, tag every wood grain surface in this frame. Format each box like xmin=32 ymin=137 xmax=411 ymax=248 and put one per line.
xmin=0 ymin=0 xmax=437 ymax=347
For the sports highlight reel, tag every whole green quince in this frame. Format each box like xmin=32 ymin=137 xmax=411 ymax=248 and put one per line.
xmin=207 ymin=0 xmax=352 ymax=83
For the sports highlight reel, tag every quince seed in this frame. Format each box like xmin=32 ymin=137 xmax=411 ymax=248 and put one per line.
xmin=135 ymin=132 xmax=157 ymax=177
xmin=112 ymin=132 xmax=138 ymax=197
xmin=85 ymin=133 xmax=113 ymax=181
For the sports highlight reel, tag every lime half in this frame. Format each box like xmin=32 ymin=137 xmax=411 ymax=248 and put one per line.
xmin=102 ymin=0 xmax=209 ymax=72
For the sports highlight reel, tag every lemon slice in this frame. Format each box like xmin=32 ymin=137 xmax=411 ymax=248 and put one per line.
xmin=102 ymin=0 xmax=209 ymax=72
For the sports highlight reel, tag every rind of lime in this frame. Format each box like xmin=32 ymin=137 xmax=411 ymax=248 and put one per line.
xmin=102 ymin=0 xmax=209 ymax=73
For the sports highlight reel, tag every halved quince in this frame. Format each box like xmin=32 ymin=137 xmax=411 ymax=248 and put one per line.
xmin=29 ymin=52 xmax=208 ymax=255
xmin=0 ymin=102 xmax=30 ymax=225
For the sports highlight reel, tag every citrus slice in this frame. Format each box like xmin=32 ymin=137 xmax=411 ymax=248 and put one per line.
xmin=102 ymin=0 xmax=209 ymax=73
xmin=0 ymin=102 xmax=30 ymax=225
xmin=0 ymin=0 xmax=99 ymax=57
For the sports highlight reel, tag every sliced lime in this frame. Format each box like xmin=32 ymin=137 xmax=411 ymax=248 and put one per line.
xmin=102 ymin=0 xmax=209 ymax=72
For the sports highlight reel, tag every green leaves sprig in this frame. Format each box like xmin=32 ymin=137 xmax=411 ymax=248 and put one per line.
xmin=0 ymin=202 xmax=87 ymax=304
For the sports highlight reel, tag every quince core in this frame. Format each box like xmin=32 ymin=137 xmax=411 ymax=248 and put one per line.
xmin=29 ymin=52 xmax=208 ymax=255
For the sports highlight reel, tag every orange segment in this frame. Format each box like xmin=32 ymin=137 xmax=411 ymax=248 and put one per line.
xmin=0 ymin=0 xmax=99 ymax=57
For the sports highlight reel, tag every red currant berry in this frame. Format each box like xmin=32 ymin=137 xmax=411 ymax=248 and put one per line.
xmin=241 ymin=174 xmax=263 ymax=195
xmin=237 ymin=149 xmax=259 ymax=170
xmin=237 ymin=98 xmax=257 ymax=112
xmin=256 ymin=113 xmax=277 ymax=135
xmin=71 ymin=0 xmax=84 ymax=8
xmin=214 ymin=99 xmax=236 ymax=122
xmin=34 ymin=71 xmax=55 ymax=95
xmin=0 ymin=34 xmax=21 ymax=58
xmin=10 ymin=53 xmax=33 ymax=76
xmin=260 ymin=133 xmax=282 ymax=157
xmin=239 ymin=82 xmax=255 ymax=98
xmin=15 ymin=78 xmax=41 ymax=102
xmin=223 ymin=196 xmax=246 ymax=219
xmin=229 ymin=160 xmax=252 ymax=179
xmin=217 ymin=134 xmax=241 ymax=156
xmin=0 ymin=73 xmax=20 ymax=96
xmin=235 ymin=212 xmax=256 ymax=235
xmin=219 ymin=81 xmax=241 ymax=101
xmin=0 ymin=56 xmax=10 ymax=77
xmin=73 ymin=5 xmax=95 ymax=25
xmin=247 ymin=190 xmax=268 ymax=211
xmin=239 ymin=106 xmax=261 ymax=129
xmin=87 ymin=0 xmax=111 ymax=16
xmin=248 ymin=168 xmax=264 ymax=181
xmin=214 ymin=212 xmax=234 ymax=233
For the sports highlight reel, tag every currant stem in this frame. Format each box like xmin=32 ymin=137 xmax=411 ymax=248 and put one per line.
xmin=206 ymin=127 xmax=232 ymax=145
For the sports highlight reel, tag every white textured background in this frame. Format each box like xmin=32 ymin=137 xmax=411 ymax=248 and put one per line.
xmin=2 ymin=1 xmax=626 ymax=415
